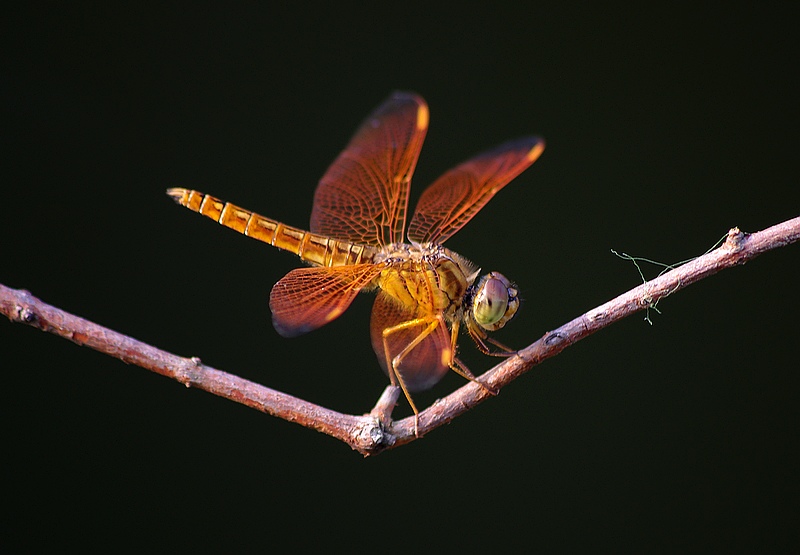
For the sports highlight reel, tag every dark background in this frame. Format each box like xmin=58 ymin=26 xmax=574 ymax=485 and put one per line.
xmin=3 ymin=3 xmax=798 ymax=551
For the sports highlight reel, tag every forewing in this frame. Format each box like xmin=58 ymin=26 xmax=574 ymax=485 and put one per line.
xmin=310 ymin=92 xmax=429 ymax=246
xmin=269 ymin=264 xmax=383 ymax=337
xmin=369 ymin=291 xmax=451 ymax=392
xmin=407 ymin=136 xmax=545 ymax=244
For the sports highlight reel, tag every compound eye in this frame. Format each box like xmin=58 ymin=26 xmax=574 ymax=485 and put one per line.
xmin=473 ymin=274 xmax=510 ymax=327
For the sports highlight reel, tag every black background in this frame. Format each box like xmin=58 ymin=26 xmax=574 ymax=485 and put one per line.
xmin=3 ymin=4 xmax=799 ymax=551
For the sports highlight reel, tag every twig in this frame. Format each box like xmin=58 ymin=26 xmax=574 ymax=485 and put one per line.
xmin=2 ymin=217 xmax=798 ymax=455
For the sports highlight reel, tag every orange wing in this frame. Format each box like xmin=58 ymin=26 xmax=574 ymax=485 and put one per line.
xmin=369 ymin=291 xmax=451 ymax=392
xmin=407 ymin=137 xmax=545 ymax=245
xmin=310 ymin=92 xmax=429 ymax=246
xmin=270 ymin=264 xmax=383 ymax=337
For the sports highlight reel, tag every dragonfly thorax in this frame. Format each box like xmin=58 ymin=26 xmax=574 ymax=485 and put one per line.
xmin=374 ymin=242 xmax=479 ymax=316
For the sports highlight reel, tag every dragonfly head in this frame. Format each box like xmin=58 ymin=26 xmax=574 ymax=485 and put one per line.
xmin=470 ymin=272 xmax=519 ymax=331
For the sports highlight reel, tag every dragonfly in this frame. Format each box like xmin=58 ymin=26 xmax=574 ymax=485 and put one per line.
xmin=168 ymin=92 xmax=544 ymax=432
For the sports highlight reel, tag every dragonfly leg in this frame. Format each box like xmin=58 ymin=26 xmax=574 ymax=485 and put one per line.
xmin=484 ymin=336 xmax=516 ymax=355
xmin=380 ymin=316 xmax=442 ymax=437
xmin=448 ymin=356 xmax=499 ymax=397
xmin=467 ymin=320 xmax=517 ymax=357
xmin=443 ymin=320 xmax=498 ymax=395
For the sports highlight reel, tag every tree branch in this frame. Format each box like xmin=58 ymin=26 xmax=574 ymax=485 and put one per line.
xmin=2 ymin=217 xmax=798 ymax=455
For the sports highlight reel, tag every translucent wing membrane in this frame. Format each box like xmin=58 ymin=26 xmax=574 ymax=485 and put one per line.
xmin=310 ymin=92 xmax=429 ymax=246
xmin=370 ymin=291 xmax=451 ymax=392
xmin=407 ymin=137 xmax=545 ymax=245
xmin=270 ymin=264 xmax=383 ymax=337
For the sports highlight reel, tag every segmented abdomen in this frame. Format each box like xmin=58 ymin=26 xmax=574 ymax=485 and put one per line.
xmin=167 ymin=188 xmax=376 ymax=267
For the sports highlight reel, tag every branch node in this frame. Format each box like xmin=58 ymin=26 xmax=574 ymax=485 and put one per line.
xmin=544 ymin=331 xmax=565 ymax=346
xmin=17 ymin=306 xmax=38 ymax=325
xmin=586 ymin=310 xmax=608 ymax=325
xmin=723 ymin=227 xmax=746 ymax=251
xmin=352 ymin=416 xmax=396 ymax=454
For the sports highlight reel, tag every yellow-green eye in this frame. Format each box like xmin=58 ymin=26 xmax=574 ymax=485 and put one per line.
xmin=474 ymin=277 xmax=509 ymax=325
xmin=472 ymin=272 xmax=519 ymax=331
